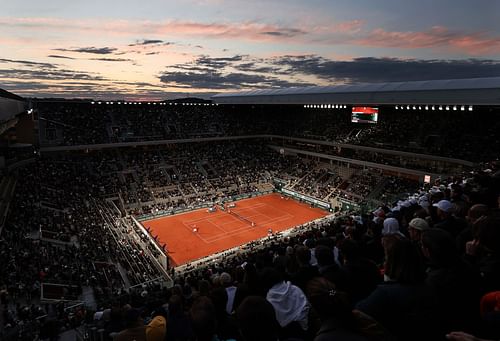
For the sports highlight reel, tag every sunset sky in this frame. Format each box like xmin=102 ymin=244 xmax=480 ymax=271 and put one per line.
xmin=1 ymin=0 xmax=500 ymax=99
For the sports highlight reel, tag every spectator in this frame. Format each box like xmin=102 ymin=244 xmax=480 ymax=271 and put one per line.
xmin=236 ymin=296 xmax=280 ymax=341
xmin=433 ymin=200 xmax=467 ymax=238
xmin=115 ymin=308 xmax=146 ymax=341
xmin=306 ymin=277 xmax=368 ymax=341
xmin=356 ymin=238 xmax=438 ymax=340
xmin=262 ymin=268 xmax=310 ymax=339
xmin=421 ymin=228 xmax=482 ymax=334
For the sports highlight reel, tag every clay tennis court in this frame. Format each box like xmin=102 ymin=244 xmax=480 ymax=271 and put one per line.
xmin=142 ymin=193 xmax=329 ymax=266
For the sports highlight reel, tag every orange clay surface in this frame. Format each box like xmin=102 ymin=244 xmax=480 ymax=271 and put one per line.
xmin=142 ymin=193 xmax=328 ymax=266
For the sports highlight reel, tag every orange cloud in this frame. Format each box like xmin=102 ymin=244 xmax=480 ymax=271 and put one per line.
xmin=355 ymin=26 xmax=500 ymax=55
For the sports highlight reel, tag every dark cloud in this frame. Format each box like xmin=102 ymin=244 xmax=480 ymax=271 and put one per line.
xmin=54 ymin=47 xmax=117 ymax=54
xmin=234 ymin=62 xmax=281 ymax=74
xmin=261 ymin=28 xmax=305 ymax=38
xmin=47 ymin=54 xmax=76 ymax=60
xmin=145 ymin=52 xmax=160 ymax=55
xmin=0 ymin=58 xmax=57 ymax=68
xmin=129 ymin=39 xmax=164 ymax=46
xmin=90 ymin=58 xmax=133 ymax=62
xmin=0 ymin=68 xmax=104 ymax=81
xmin=159 ymin=70 xmax=312 ymax=89
xmin=272 ymin=56 xmax=500 ymax=82
xmin=196 ymin=55 xmax=246 ymax=69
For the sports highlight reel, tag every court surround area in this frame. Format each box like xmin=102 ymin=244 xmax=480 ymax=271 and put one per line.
xmin=142 ymin=193 xmax=329 ymax=266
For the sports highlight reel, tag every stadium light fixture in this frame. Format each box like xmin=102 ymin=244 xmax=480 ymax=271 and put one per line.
xmin=425 ymin=105 xmax=429 ymax=110
xmin=431 ymin=105 xmax=435 ymax=110
xmin=445 ymin=105 xmax=450 ymax=111
xmin=439 ymin=105 xmax=443 ymax=110
xmin=406 ymin=105 xmax=410 ymax=110
xmin=460 ymin=105 xmax=465 ymax=111
xmin=91 ymin=101 xmax=95 ymax=105
xmin=412 ymin=105 xmax=416 ymax=110
xmin=468 ymin=105 xmax=473 ymax=111
xmin=97 ymin=102 xmax=102 ymax=105
xmin=453 ymin=105 xmax=457 ymax=111
xmin=418 ymin=106 xmax=422 ymax=110
xmin=395 ymin=105 xmax=398 ymax=109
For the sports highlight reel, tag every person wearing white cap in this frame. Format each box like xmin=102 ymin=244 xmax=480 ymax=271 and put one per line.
xmin=433 ymin=200 xmax=467 ymax=238
xmin=408 ymin=218 xmax=429 ymax=245
xmin=382 ymin=218 xmax=405 ymax=238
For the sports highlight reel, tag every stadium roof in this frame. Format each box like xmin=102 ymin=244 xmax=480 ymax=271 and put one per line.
xmin=212 ymin=77 xmax=500 ymax=105
xmin=0 ymin=88 xmax=27 ymax=122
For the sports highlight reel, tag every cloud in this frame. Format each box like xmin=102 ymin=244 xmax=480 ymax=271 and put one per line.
xmin=354 ymin=26 xmax=500 ymax=55
xmin=272 ymin=55 xmax=500 ymax=82
xmin=0 ymin=68 xmax=105 ymax=81
xmin=0 ymin=17 xmax=309 ymax=43
xmin=47 ymin=54 xmax=76 ymax=60
xmin=129 ymin=39 xmax=164 ymax=46
xmin=159 ymin=69 xmax=312 ymax=90
xmin=90 ymin=57 xmax=133 ymax=62
xmin=234 ymin=62 xmax=280 ymax=73
xmin=261 ymin=28 xmax=306 ymax=38
xmin=54 ymin=46 xmax=117 ymax=54
xmin=0 ymin=58 xmax=57 ymax=68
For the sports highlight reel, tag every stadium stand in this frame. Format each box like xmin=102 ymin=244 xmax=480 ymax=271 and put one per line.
xmin=1 ymin=80 xmax=500 ymax=340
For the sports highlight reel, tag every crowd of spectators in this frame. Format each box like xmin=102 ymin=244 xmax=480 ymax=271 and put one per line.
xmin=37 ymin=101 xmax=500 ymax=162
xmin=42 ymin=161 xmax=499 ymax=341
xmin=2 ymin=106 xmax=500 ymax=340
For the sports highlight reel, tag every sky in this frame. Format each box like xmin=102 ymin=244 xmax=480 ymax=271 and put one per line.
xmin=1 ymin=0 xmax=500 ymax=99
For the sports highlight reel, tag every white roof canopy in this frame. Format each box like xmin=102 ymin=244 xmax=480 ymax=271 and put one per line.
xmin=212 ymin=77 xmax=500 ymax=105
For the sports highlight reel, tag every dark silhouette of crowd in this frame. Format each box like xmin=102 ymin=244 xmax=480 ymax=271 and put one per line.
xmin=37 ymin=101 xmax=500 ymax=162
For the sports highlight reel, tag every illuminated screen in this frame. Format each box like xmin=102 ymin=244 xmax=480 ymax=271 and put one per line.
xmin=351 ymin=106 xmax=378 ymax=124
